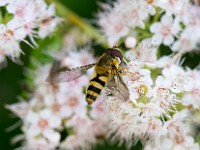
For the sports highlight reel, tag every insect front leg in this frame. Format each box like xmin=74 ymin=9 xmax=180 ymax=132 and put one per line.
xmin=117 ymin=68 xmax=129 ymax=76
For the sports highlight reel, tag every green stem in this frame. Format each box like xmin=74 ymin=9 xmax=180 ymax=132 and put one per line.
xmin=46 ymin=0 xmax=108 ymax=47
xmin=137 ymin=33 xmax=152 ymax=41
xmin=0 ymin=10 xmax=2 ymax=22
xmin=153 ymin=7 xmax=162 ymax=23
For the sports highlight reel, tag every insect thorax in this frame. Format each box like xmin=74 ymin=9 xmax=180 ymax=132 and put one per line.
xmin=95 ymin=53 xmax=120 ymax=74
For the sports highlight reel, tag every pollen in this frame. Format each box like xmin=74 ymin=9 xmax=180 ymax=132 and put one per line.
xmin=3 ymin=29 xmax=14 ymax=40
xmin=38 ymin=119 xmax=48 ymax=130
xmin=146 ymin=0 xmax=154 ymax=4
xmin=137 ymin=85 xmax=148 ymax=96
xmin=52 ymin=103 xmax=61 ymax=112
xmin=68 ymin=97 xmax=79 ymax=107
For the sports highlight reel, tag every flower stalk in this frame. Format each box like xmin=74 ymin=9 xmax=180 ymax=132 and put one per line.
xmin=46 ymin=0 xmax=108 ymax=47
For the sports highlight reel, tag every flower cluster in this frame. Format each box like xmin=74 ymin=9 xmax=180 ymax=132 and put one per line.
xmin=0 ymin=0 xmax=61 ymax=66
xmin=105 ymin=58 xmax=200 ymax=149
xmin=98 ymin=0 xmax=200 ymax=53
xmin=7 ymin=47 xmax=110 ymax=150
xmin=6 ymin=0 xmax=200 ymax=150
xmin=96 ymin=0 xmax=200 ymax=149
xmin=8 ymin=53 xmax=200 ymax=149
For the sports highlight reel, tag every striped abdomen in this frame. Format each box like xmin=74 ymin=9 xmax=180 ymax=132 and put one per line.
xmin=86 ymin=74 xmax=108 ymax=104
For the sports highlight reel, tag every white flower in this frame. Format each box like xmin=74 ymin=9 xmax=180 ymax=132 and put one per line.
xmin=0 ymin=0 xmax=9 ymax=6
xmin=182 ymin=70 xmax=200 ymax=108
xmin=174 ymin=3 xmax=200 ymax=27
xmin=144 ymin=111 xmax=199 ymax=150
xmin=126 ymin=61 xmax=153 ymax=101
xmin=106 ymin=99 xmax=164 ymax=148
xmin=162 ymin=65 xmax=193 ymax=93
xmin=0 ymin=0 xmax=61 ymax=66
xmin=66 ymin=114 xmax=92 ymax=135
xmin=137 ymin=102 xmax=161 ymax=118
xmin=62 ymin=113 xmax=107 ymax=149
xmin=6 ymin=0 xmax=60 ymax=41
xmin=60 ymin=135 xmax=92 ymax=150
xmin=126 ymin=38 xmax=158 ymax=65
xmin=61 ymin=49 xmax=96 ymax=68
xmin=0 ymin=24 xmax=22 ymax=59
xmin=125 ymin=36 xmax=137 ymax=48
xmin=158 ymin=0 xmax=189 ymax=15
xmin=155 ymin=55 xmax=176 ymax=68
xmin=26 ymin=109 xmax=61 ymax=145
xmin=98 ymin=0 xmax=155 ymax=45
xmin=129 ymin=81 xmax=153 ymax=101
xmin=7 ymin=0 xmax=37 ymax=22
xmin=37 ymin=4 xmax=62 ymax=38
xmin=150 ymin=14 xmax=181 ymax=46
xmin=145 ymin=118 xmax=164 ymax=138
xmin=25 ymin=137 xmax=56 ymax=150
xmin=90 ymin=96 xmax=108 ymax=119
xmin=31 ymin=65 xmax=88 ymax=118
xmin=98 ymin=7 xmax=129 ymax=46
xmin=107 ymin=100 xmax=140 ymax=148
xmin=7 ymin=18 xmax=37 ymax=45
xmin=55 ymin=91 xmax=87 ymax=117
xmin=127 ymin=61 xmax=152 ymax=85
xmin=6 ymin=101 xmax=29 ymax=118
xmin=153 ymin=76 xmax=180 ymax=117
xmin=172 ymin=27 xmax=200 ymax=52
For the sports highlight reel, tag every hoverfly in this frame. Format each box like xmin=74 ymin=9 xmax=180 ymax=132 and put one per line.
xmin=46 ymin=46 xmax=130 ymax=105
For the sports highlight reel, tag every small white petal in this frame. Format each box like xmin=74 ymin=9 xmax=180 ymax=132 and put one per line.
xmin=163 ymin=35 xmax=174 ymax=46
xmin=172 ymin=41 xmax=180 ymax=51
xmin=161 ymin=14 xmax=173 ymax=25
xmin=40 ymin=109 xmax=52 ymax=119
xmin=60 ymin=106 xmax=72 ymax=118
xmin=161 ymin=138 xmax=173 ymax=149
xmin=174 ymin=145 xmax=184 ymax=150
xmin=27 ymin=126 xmax=41 ymax=137
xmin=125 ymin=36 xmax=137 ymax=48
xmin=49 ymin=116 xmax=61 ymax=128
xmin=26 ymin=111 xmax=39 ymax=123
xmin=155 ymin=76 xmax=165 ymax=86
xmin=151 ymin=34 xmax=163 ymax=45
xmin=150 ymin=23 xmax=161 ymax=33
xmin=43 ymin=129 xmax=60 ymax=144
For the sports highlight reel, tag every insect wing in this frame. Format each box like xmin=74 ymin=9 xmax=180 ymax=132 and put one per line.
xmin=107 ymin=70 xmax=130 ymax=101
xmin=115 ymin=72 xmax=130 ymax=100
xmin=46 ymin=63 xmax=95 ymax=83
xmin=49 ymin=60 xmax=62 ymax=74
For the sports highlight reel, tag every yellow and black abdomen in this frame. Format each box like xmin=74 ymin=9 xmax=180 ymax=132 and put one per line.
xmin=86 ymin=74 xmax=108 ymax=104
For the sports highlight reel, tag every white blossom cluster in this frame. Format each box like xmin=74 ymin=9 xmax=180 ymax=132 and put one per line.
xmin=98 ymin=0 xmax=200 ymax=53
xmin=8 ymin=49 xmax=200 ymax=150
xmin=0 ymin=0 xmax=61 ymax=66
xmin=7 ymin=47 xmax=110 ymax=150
xmin=105 ymin=58 xmax=200 ymax=149
xmin=6 ymin=0 xmax=200 ymax=150
xmin=96 ymin=0 xmax=200 ymax=149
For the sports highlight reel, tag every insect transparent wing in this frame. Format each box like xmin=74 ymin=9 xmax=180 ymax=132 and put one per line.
xmin=46 ymin=63 xmax=95 ymax=83
xmin=49 ymin=60 xmax=62 ymax=74
xmin=107 ymin=70 xmax=130 ymax=101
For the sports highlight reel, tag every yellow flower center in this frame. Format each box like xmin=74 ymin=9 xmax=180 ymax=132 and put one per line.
xmin=138 ymin=85 xmax=148 ymax=96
